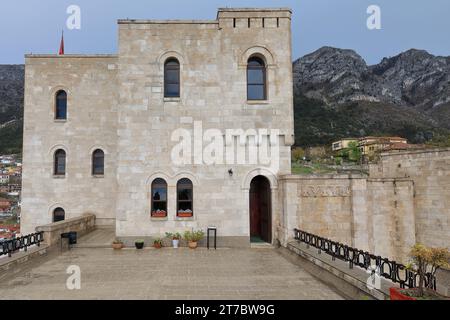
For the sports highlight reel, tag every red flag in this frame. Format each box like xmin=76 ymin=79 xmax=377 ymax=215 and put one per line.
xmin=59 ymin=31 xmax=64 ymax=55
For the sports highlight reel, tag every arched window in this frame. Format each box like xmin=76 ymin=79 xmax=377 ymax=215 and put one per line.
xmin=53 ymin=207 xmax=65 ymax=222
xmin=177 ymin=178 xmax=193 ymax=217
xmin=247 ymin=56 xmax=267 ymax=100
xmin=55 ymin=90 xmax=67 ymax=120
xmin=151 ymin=178 xmax=167 ymax=217
xmin=54 ymin=149 xmax=66 ymax=176
xmin=92 ymin=149 xmax=105 ymax=176
xmin=164 ymin=58 xmax=180 ymax=98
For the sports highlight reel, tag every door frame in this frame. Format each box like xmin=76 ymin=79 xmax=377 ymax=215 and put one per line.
xmin=249 ymin=175 xmax=272 ymax=243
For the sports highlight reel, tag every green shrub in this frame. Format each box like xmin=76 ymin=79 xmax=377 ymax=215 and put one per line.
xmin=183 ymin=230 xmax=205 ymax=242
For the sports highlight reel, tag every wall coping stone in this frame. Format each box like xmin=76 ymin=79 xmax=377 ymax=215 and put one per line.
xmin=380 ymin=147 xmax=450 ymax=157
xmin=25 ymin=54 xmax=118 ymax=59
xmin=279 ymin=174 xmax=367 ymax=180
xmin=36 ymin=214 xmax=96 ymax=232
xmin=36 ymin=214 xmax=96 ymax=247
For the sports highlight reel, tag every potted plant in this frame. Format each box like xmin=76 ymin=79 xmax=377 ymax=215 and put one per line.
xmin=153 ymin=238 xmax=163 ymax=249
xmin=183 ymin=229 xmax=205 ymax=249
xmin=112 ymin=239 xmax=123 ymax=250
xmin=135 ymin=239 xmax=144 ymax=249
xmin=177 ymin=209 xmax=193 ymax=218
xmin=151 ymin=210 xmax=167 ymax=218
xmin=390 ymin=243 xmax=450 ymax=300
xmin=165 ymin=232 xmax=182 ymax=248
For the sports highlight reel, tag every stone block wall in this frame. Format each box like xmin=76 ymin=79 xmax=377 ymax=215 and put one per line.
xmin=281 ymin=148 xmax=449 ymax=263
xmin=371 ymin=148 xmax=450 ymax=250
xmin=280 ymin=175 xmax=416 ymax=263
xmin=21 ymin=56 xmax=119 ymax=234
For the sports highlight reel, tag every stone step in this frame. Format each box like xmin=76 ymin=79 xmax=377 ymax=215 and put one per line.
xmin=250 ymin=242 xmax=274 ymax=249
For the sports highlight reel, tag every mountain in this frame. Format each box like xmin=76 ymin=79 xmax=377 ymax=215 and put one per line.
xmin=293 ymin=47 xmax=450 ymax=146
xmin=0 ymin=65 xmax=24 ymax=154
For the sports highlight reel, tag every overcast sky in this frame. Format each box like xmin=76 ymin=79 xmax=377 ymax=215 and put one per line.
xmin=0 ymin=0 xmax=449 ymax=65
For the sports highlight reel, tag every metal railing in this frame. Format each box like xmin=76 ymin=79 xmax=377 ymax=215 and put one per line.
xmin=0 ymin=232 xmax=44 ymax=258
xmin=293 ymin=228 xmax=436 ymax=290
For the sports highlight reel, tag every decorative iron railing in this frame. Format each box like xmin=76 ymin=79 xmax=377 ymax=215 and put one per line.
xmin=0 ymin=232 xmax=44 ymax=258
xmin=293 ymin=228 xmax=436 ymax=290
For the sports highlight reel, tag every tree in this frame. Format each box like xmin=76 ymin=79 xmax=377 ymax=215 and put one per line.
xmin=347 ymin=141 xmax=362 ymax=162
xmin=407 ymin=244 xmax=450 ymax=297
xmin=291 ymin=147 xmax=306 ymax=163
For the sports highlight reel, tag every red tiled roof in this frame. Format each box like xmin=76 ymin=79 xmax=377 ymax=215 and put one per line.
xmin=389 ymin=142 xmax=409 ymax=150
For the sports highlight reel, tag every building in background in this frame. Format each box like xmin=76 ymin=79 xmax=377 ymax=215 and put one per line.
xmin=331 ymin=138 xmax=358 ymax=152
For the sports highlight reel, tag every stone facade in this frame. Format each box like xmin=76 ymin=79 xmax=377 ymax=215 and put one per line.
xmin=22 ymin=56 xmax=118 ymax=232
xmin=21 ymin=8 xmax=295 ymax=246
xmin=281 ymin=148 xmax=449 ymax=263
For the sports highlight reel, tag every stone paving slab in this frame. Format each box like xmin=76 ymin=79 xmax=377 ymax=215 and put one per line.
xmin=0 ymin=247 xmax=344 ymax=300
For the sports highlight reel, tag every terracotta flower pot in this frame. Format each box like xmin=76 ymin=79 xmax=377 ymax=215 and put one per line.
xmin=178 ymin=212 xmax=193 ymax=218
xmin=154 ymin=243 xmax=162 ymax=249
xmin=188 ymin=241 xmax=198 ymax=249
xmin=151 ymin=212 xmax=167 ymax=218
xmin=112 ymin=243 xmax=123 ymax=250
xmin=389 ymin=287 xmax=417 ymax=300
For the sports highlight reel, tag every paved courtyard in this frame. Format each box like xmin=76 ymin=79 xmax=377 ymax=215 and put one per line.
xmin=0 ymin=247 xmax=343 ymax=300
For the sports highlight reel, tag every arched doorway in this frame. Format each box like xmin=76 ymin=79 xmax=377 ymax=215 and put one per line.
xmin=249 ymin=175 xmax=272 ymax=243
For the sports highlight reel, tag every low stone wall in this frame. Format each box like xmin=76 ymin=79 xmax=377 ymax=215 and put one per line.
xmin=283 ymin=241 xmax=388 ymax=300
xmin=279 ymin=174 xmax=415 ymax=263
xmin=0 ymin=245 xmax=49 ymax=277
xmin=36 ymin=214 xmax=96 ymax=247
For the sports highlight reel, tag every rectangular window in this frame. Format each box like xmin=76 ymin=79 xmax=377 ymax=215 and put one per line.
xmin=247 ymin=85 xmax=265 ymax=101
xmin=93 ymin=159 xmax=104 ymax=175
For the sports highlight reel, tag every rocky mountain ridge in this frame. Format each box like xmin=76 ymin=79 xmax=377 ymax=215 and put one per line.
xmin=293 ymin=46 xmax=450 ymax=111
xmin=293 ymin=47 xmax=450 ymax=146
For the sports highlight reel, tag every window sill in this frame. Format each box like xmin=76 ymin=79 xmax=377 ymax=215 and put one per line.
xmin=247 ymin=100 xmax=269 ymax=105
xmin=150 ymin=217 xmax=168 ymax=221
xmin=53 ymin=175 xmax=66 ymax=179
xmin=92 ymin=175 xmax=105 ymax=179
xmin=54 ymin=119 xmax=67 ymax=123
xmin=175 ymin=216 xmax=195 ymax=221
xmin=164 ymin=97 xmax=181 ymax=102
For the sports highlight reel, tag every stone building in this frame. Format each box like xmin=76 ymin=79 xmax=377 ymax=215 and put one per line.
xmin=21 ymin=8 xmax=295 ymax=246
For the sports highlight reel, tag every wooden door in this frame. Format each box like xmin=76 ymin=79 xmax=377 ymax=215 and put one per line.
xmin=249 ymin=176 xmax=271 ymax=243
